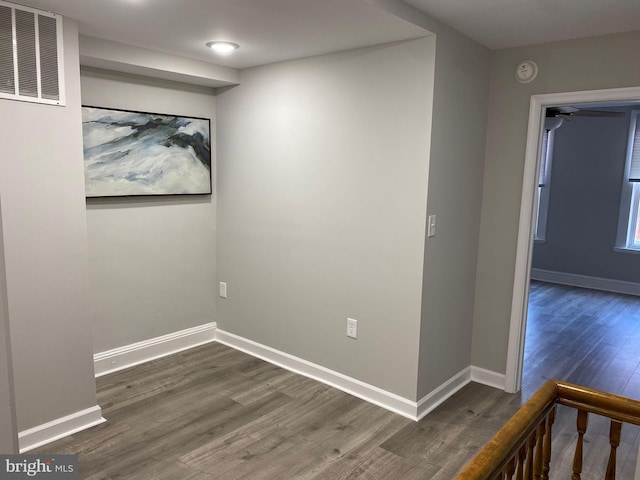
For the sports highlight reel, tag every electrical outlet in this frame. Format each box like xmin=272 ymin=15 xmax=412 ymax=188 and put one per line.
xmin=219 ymin=282 xmax=227 ymax=299
xmin=347 ymin=318 xmax=357 ymax=339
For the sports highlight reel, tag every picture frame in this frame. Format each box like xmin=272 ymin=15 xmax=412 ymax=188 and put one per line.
xmin=82 ymin=106 xmax=212 ymax=197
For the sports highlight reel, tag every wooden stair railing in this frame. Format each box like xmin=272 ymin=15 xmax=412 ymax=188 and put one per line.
xmin=455 ymin=379 xmax=640 ymax=480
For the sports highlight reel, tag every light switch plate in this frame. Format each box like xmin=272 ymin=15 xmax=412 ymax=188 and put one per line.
xmin=427 ymin=215 xmax=436 ymax=238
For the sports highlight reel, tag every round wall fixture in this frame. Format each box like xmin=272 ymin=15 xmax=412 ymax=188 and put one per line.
xmin=515 ymin=60 xmax=538 ymax=83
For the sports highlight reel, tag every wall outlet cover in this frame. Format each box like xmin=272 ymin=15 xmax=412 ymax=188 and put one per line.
xmin=347 ymin=318 xmax=357 ymax=339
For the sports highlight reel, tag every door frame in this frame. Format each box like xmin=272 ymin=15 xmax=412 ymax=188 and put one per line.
xmin=504 ymin=86 xmax=640 ymax=393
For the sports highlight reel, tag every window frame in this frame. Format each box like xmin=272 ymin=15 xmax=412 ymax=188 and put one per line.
xmin=534 ymin=128 xmax=555 ymax=242
xmin=614 ymin=109 xmax=640 ymax=253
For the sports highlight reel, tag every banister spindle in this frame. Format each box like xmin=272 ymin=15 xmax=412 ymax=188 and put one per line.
xmin=605 ymin=420 xmax=622 ymax=480
xmin=541 ymin=407 xmax=555 ymax=480
xmin=572 ymin=409 xmax=588 ymax=480
xmin=504 ymin=456 xmax=517 ymax=480
xmin=516 ymin=443 xmax=527 ymax=480
xmin=525 ymin=430 xmax=538 ymax=480
xmin=533 ymin=418 xmax=546 ymax=480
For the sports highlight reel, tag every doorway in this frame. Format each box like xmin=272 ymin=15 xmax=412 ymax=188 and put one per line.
xmin=504 ymin=86 xmax=640 ymax=393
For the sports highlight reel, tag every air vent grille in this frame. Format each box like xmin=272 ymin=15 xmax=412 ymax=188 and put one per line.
xmin=0 ymin=5 xmax=15 ymax=95
xmin=0 ymin=0 xmax=64 ymax=106
xmin=39 ymin=15 xmax=59 ymax=100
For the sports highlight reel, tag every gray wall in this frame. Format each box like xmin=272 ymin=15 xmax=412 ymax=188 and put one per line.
xmin=532 ymin=108 xmax=640 ymax=282
xmin=473 ymin=31 xmax=640 ymax=374
xmin=80 ymin=69 xmax=217 ymax=353
xmin=417 ymin=28 xmax=490 ymax=397
xmin=216 ymin=37 xmax=436 ymax=400
xmin=365 ymin=0 xmax=491 ymax=399
xmin=0 ymin=200 xmax=18 ymax=453
xmin=0 ymin=19 xmax=98 ymax=431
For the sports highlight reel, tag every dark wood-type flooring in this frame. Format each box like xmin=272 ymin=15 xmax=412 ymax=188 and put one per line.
xmin=33 ymin=281 xmax=640 ymax=479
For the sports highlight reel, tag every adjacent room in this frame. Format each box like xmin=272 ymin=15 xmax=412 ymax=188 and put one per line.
xmin=523 ymin=103 xmax=640 ymax=398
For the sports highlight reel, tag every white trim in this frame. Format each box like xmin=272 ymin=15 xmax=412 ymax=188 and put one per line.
xmin=613 ymin=246 xmax=640 ymax=255
xmin=471 ymin=366 xmax=506 ymax=390
xmin=89 ymin=324 xmax=505 ymax=424
xmin=507 ymin=86 xmax=640 ymax=394
xmin=94 ymin=322 xmax=216 ymax=377
xmin=505 ymin=93 xmax=544 ymax=394
xmin=531 ymin=268 xmax=640 ymax=296
xmin=415 ymin=367 xmax=471 ymax=421
xmin=18 ymin=405 xmax=105 ymax=453
xmin=615 ymin=112 xmax=640 ymax=248
xmin=215 ymin=329 xmax=422 ymax=420
xmin=534 ymin=129 xmax=555 ymax=241
xmin=94 ymin=325 xmax=482 ymax=422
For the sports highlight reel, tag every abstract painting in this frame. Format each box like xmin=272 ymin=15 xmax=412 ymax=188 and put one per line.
xmin=82 ymin=106 xmax=211 ymax=197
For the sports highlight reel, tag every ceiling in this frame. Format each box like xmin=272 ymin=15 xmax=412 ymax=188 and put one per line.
xmin=18 ymin=0 xmax=429 ymax=69
xmin=404 ymin=0 xmax=640 ymax=50
xmin=17 ymin=0 xmax=640 ymax=68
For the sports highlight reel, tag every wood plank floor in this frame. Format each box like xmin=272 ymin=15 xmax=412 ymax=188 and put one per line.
xmin=523 ymin=281 xmax=640 ymax=400
xmin=33 ymin=344 xmax=524 ymax=479
xmin=32 ymin=281 xmax=640 ymax=479
xmin=523 ymin=281 xmax=640 ymax=480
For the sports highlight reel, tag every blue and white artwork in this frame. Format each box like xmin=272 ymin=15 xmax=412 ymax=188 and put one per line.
xmin=82 ymin=106 xmax=211 ymax=197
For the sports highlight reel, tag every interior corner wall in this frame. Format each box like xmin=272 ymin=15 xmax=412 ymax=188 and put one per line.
xmin=0 ymin=18 xmax=98 ymax=431
xmin=0 ymin=200 xmax=18 ymax=453
xmin=417 ymin=30 xmax=490 ymax=397
xmin=80 ymin=68 xmax=217 ymax=353
xmin=473 ymin=31 xmax=640 ymax=375
xmin=215 ymin=37 xmax=435 ymax=400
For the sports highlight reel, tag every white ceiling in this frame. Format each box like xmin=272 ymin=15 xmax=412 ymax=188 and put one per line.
xmin=404 ymin=0 xmax=640 ymax=50
xmin=17 ymin=0 xmax=640 ymax=68
xmin=18 ymin=0 xmax=429 ymax=69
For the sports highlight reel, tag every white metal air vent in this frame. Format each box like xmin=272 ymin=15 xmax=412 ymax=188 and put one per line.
xmin=0 ymin=0 xmax=64 ymax=105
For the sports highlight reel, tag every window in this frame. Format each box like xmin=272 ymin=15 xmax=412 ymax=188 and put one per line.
xmin=535 ymin=129 xmax=554 ymax=241
xmin=616 ymin=110 xmax=640 ymax=252
xmin=628 ymin=185 xmax=640 ymax=248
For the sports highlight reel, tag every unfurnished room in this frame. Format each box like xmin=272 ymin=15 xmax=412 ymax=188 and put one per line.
xmin=1 ymin=1 xmax=640 ymax=478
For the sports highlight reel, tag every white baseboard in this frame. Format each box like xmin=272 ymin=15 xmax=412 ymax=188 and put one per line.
xmin=94 ymin=322 xmax=216 ymax=377
xmin=91 ymin=324 xmax=507 ymax=424
xmin=216 ymin=328 xmax=476 ymax=422
xmin=471 ymin=366 xmax=506 ymax=390
xmin=215 ymin=329 xmax=421 ymax=420
xmin=19 ymin=325 xmax=506 ymax=452
xmin=19 ymin=405 xmax=105 ymax=453
xmin=531 ymin=268 xmax=640 ymax=296
xmin=416 ymin=367 xmax=471 ymax=421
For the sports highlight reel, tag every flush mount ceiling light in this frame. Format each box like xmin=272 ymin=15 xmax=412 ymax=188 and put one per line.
xmin=206 ymin=41 xmax=239 ymax=55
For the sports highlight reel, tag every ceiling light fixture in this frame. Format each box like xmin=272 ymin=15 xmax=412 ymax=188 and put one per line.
xmin=206 ymin=41 xmax=239 ymax=55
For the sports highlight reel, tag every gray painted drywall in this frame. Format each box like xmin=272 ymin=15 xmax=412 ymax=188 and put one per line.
xmin=0 ymin=200 xmax=18 ymax=453
xmin=0 ymin=18 xmax=98 ymax=431
xmin=216 ymin=37 xmax=435 ymax=400
xmin=532 ymin=107 xmax=640 ymax=282
xmin=366 ymin=0 xmax=492 ymax=399
xmin=473 ymin=31 xmax=640 ymax=374
xmin=417 ymin=30 xmax=490 ymax=397
xmin=80 ymin=68 xmax=217 ymax=353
